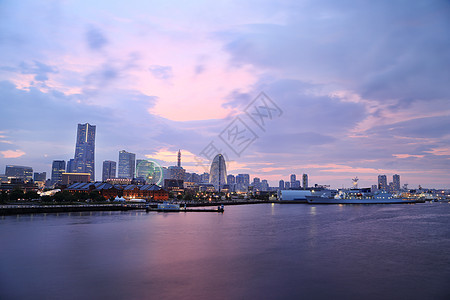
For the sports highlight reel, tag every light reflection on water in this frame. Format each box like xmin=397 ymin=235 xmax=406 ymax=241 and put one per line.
xmin=0 ymin=203 xmax=449 ymax=300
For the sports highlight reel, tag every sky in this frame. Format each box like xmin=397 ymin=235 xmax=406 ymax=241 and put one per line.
xmin=0 ymin=0 xmax=449 ymax=189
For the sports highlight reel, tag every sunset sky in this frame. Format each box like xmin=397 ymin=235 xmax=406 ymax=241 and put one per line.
xmin=1 ymin=0 xmax=449 ymax=188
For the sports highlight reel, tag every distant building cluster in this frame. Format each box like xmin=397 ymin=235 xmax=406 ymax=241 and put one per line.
xmin=0 ymin=123 xmax=435 ymax=199
xmin=278 ymin=173 xmax=309 ymax=190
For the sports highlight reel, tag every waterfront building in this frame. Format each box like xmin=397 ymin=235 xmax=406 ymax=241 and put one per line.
xmin=236 ymin=173 xmax=249 ymax=193
xmin=378 ymin=175 xmax=387 ymax=191
xmin=302 ymin=174 xmax=308 ymax=188
xmin=227 ymin=174 xmax=236 ymax=192
xmin=279 ymin=179 xmax=285 ymax=190
xmin=72 ymin=123 xmax=96 ymax=180
xmin=5 ymin=165 xmax=33 ymax=182
xmin=393 ymin=174 xmax=400 ymax=191
xmin=106 ymin=178 xmax=132 ymax=185
xmin=61 ymin=173 xmax=90 ymax=185
xmin=209 ymin=154 xmax=227 ymax=191
xmin=51 ymin=160 xmax=66 ymax=185
xmin=102 ymin=160 xmax=116 ymax=182
xmin=118 ymin=150 xmax=136 ymax=179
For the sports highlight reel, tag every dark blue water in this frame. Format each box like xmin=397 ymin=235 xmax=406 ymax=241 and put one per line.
xmin=1 ymin=203 xmax=449 ymax=300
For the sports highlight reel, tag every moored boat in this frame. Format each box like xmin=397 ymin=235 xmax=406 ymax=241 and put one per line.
xmin=306 ymin=189 xmax=422 ymax=204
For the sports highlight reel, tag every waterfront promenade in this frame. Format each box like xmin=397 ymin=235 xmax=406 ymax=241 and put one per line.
xmin=0 ymin=200 xmax=269 ymax=215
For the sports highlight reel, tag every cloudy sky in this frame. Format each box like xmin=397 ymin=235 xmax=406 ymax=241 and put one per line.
xmin=1 ymin=0 xmax=449 ymax=188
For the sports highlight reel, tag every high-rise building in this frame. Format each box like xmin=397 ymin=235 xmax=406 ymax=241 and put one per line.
xmin=290 ymin=174 xmax=296 ymax=183
xmin=102 ymin=160 xmax=116 ymax=182
xmin=227 ymin=174 xmax=236 ymax=185
xmin=302 ymin=174 xmax=308 ymax=189
xmin=236 ymin=173 xmax=250 ymax=192
xmin=378 ymin=175 xmax=387 ymax=191
xmin=168 ymin=166 xmax=185 ymax=180
xmin=252 ymin=177 xmax=261 ymax=191
xmin=5 ymin=165 xmax=33 ymax=182
xmin=66 ymin=159 xmax=75 ymax=173
xmin=209 ymin=154 xmax=227 ymax=191
xmin=177 ymin=150 xmax=181 ymax=167
xmin=291 ymin=180 xmax=301 ymax=189
xmin=393 ymin=174 xmax=400 ymax=191
xmin=285 ymin=181 xmax=290 ymax=189
xmin=118 ymin=150 xmax=136 ymax=179
xmin=279 ymin=179 xmax=285 ymax=190
xmin=51 ymin=160 xmax=66 ymax=185
xmin=72 ymin=123 xmax=96 ymax=180
xmin=261 ymin=179 xmax=269 ymax=191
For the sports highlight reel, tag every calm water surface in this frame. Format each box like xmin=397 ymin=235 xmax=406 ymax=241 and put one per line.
xmin=1 ymin=203 xmax=449 ymax=300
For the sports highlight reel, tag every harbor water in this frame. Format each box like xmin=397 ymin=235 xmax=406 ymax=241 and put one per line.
xmin=1 ymin=203 xmax=449 ymax=299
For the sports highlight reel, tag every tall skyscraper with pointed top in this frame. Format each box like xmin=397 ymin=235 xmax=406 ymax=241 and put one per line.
xmin=72 ymin=123 xmax=96 ymax=180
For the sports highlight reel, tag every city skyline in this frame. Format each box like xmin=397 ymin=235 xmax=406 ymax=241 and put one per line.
xmin=0 ymin=1 xmax=449 ymax=188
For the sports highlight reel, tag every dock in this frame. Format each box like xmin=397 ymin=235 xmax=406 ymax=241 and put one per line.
xmin=146 ymin=206 xmax=224 ymax=213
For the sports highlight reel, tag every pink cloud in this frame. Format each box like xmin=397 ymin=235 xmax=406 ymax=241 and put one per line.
xmin=1 ymin=150 xmax=26 ymax=158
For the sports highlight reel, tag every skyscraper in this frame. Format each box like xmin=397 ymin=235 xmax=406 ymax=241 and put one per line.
xmin=279 ymin=179 xmax=285 ymax=190
xmin=290 ymin=174 xmax=296 ymax=183
xmin=378 ymin=175 xmax=387 ymax=191
xmin=302 ymin=174 xmax=308 ymax=189
xmin=209 ymin=154 xmax=227 ymax=191
xmin=177 ymin=149 xmax=181 ymax=167
xmin=51 ymin=160 xmax=66 ymax=185
xmin=118 ymin=150 xmax=136 ymax=179
xmin=72 ymin=123 xmax=96 ymax=180
xmin=102 ymin=160 xmax=116 ymax=182
xmin=393 ymin=174 xmax=400 ymax=191
xmin=236 ymin=174 xmax=250 ymax=192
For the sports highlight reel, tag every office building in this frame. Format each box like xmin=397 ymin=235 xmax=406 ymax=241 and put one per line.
xmin=378 ymin=175 xmax=387 ymax=191
xmin=285 ymin=181 xmax=290 ymax=189
xmin=51 ymin=160 xmax=66 ymax=185
xmin=302 ymin=174 xmax=308 ymax=189
xmin=291 ymin=180 xmax=301 ymax=189
xmin=279 ymin=179 xmax=285 ymax=190
xmin=236 ymin=173 xmax=250 ymax=193
xmin=290 ymin=174 xmax=296 ymax=183
xmin=5 ymin=165 xmax=33 ymax=182
xmin=118 ymin=150 xmax=136 ymax=179
xmin=102 ymin=160 xmax=116 ymax=182
xmin=209 ymin=154 xmax=227 ymax=191
xmin=393 ymin=174 xmax=400 ymax=191
xmin=71 ymin=123 xmax=96 ymax=180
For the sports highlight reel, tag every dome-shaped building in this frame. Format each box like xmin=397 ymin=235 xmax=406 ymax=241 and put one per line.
xmin=209 ymin=154 xmax=227 ymax=191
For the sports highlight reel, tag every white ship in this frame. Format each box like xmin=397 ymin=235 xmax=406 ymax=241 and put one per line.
xmin=306 ymin=189 xmax=421 ymax=204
